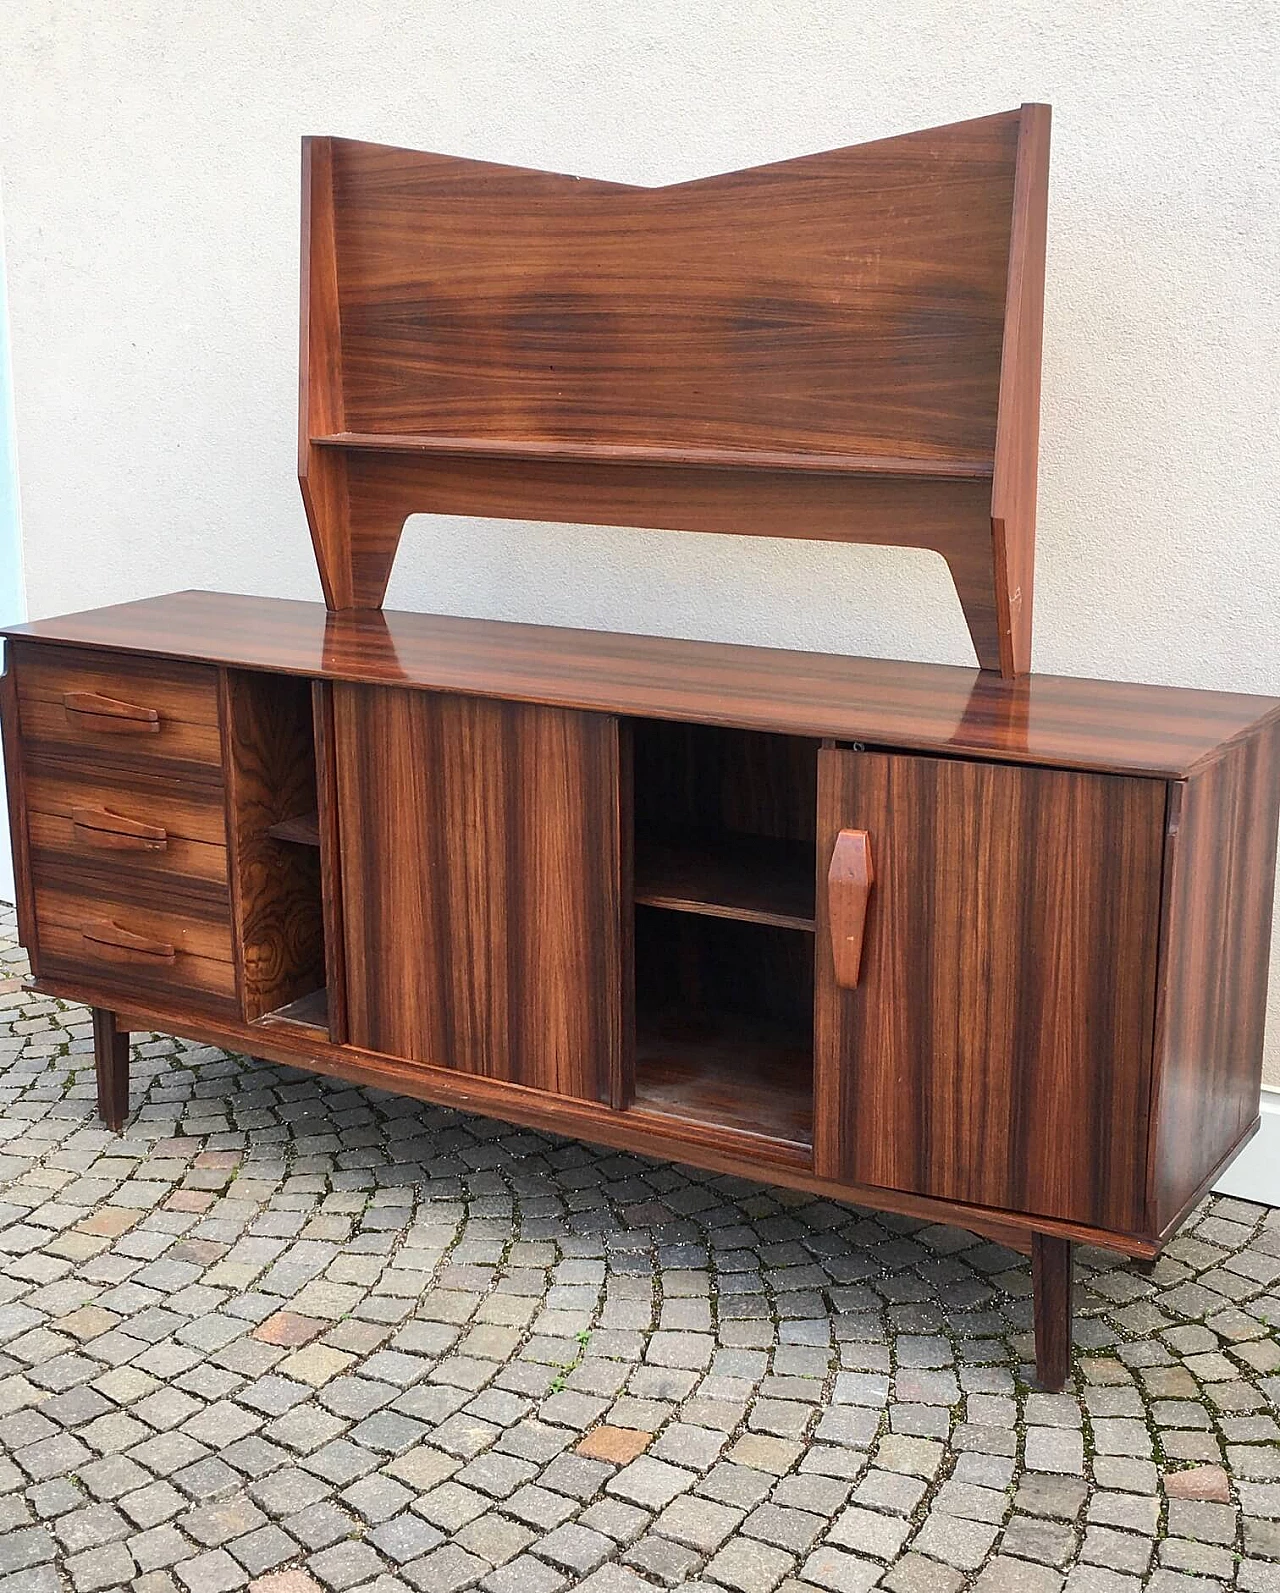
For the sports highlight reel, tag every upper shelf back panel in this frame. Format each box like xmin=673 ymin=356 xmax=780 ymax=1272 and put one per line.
xmin=330 ymin=116 xmax=1018 ymax=462
xmin=299 ymin=108 xmax=1049 ymax=676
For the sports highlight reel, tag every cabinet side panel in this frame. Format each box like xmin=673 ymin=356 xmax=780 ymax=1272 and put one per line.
xmin=334 ymin=684 xmax=621 ymax=1101
xmin=1151 ymin=730 xmax=1280 ymax=1232
xmin=816 ymin=750 xmax=1166 ymax=1232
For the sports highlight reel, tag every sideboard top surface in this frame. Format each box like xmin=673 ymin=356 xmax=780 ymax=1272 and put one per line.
xmin=6 ymin=591 xmax=1276 ymax=780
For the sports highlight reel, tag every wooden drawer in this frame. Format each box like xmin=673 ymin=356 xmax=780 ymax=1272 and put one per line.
xmin=14 ymin=643 xmax=223 ymax=773
xmin=32 ymin=868 xmax=236 ymax=1009
xmin=25 ymin=761 xmax=228 ymax=891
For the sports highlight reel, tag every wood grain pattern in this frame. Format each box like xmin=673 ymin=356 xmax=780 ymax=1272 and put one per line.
xmin=631 ymin=1016 xmax=813 ymax=1153
xmin=4 ymin=621 xmax=1278 ymax=1279
xmin=632 ymin=722 xmax=818 ymax=929
xmin=25 ymin=760 xmax=228 ymax=846
xmin=631 ymin=721 xmax=818 ymax=843
xmin=335 ymin=685 xmax=622 ymax=1098
xmin=9 ymin=594 xmax=1277 ymax=780
xmin=29 ymin=811 xmax=224 ymax=889
xmin=23 ymin=756 xmax=229 ymax=899
xmin=13 ymin=640 xmax=223 ymax=774
xmin=265 ymin=812 xmax=320 ymax=846
xmin=1149 ymin=723 xmax=1280 ymax=1234
xmin=327 ymin=118 xmax=1022 ymax=457
xmin=314 ymin=430 xmax=997 ymax=476
xmin=32 ymin=867 xmax=236 ymax=1009
xmin=813 ymin=749 xmax=1168 ymax=1231
xmin=221 ymin=670 xmax=326 ymax=1022
xmin=299 ymin=109 xmax=1049 ymax=672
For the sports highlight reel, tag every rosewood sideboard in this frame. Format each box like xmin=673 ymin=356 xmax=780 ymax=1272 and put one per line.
xmin=3 ymin=109 xmax=1278 ymax=1392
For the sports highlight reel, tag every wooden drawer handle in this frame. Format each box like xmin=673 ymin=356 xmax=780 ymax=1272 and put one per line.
xmin=63 ymin=690 xmax=160 ymax=733
xmin=82 ymin=920 xmax=176 ymax=964
xmin=71 ymin=805 xmax=169 ymax=851
xmin=828 ymin=828 xmax=874 ymax=988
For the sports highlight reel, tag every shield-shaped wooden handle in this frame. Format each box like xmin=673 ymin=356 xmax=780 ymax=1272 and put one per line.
xmin=828 ymin=828 xmax=874 ymax=988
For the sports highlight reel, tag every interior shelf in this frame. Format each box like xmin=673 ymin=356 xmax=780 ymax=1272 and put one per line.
xmin=309 ymin=431 xmax=993 ymax=480
xmin=634 ymin=829 xmax=815 ymax=931
xmin=259 ymin=986 xmax=328 ymax=1038
xmin=266 ymin=811 xmax=321 ymax=847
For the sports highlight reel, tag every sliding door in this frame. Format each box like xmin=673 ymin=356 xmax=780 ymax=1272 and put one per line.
xmin=334 ymin=685 xmax=622 ymax=1102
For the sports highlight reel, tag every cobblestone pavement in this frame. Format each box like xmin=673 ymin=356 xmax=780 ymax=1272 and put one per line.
xmin=4 ymin=907 xmax=1280 ymax=1593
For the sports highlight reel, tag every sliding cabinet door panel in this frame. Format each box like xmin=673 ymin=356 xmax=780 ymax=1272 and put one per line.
xmin=334 ymin=685 xmax=621 ymax=1099
xmin=814 ymin=749 xmax=1166 ymax=1231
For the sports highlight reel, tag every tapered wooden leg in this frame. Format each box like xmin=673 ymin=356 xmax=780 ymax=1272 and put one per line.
xmin=92 ymin=1008 xmax=130 ymax=1132
xmin=1032 ymin=1233 xmax=1073 ymax=1391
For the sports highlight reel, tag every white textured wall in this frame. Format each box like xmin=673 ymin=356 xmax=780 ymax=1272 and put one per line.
xmin=2 ymin=3 xmax=1278 ymax=1075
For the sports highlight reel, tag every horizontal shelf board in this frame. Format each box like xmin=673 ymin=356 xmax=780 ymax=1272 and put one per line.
xmin=632 ymin=1008 xmax=813 ymax=1150
xmin=258 ymin=986 xmax=328 ymax=1038
xmin=634 ymin=830 xmax=816 ymax=931
xmin=310 ymin=431 xmax=994 ymax=480
xmin=265 ymin=811 xmax=321 ymax=847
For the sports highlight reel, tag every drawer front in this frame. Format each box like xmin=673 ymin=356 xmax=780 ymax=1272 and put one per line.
xmin=25 ymin=761 xmax=228 ymax=891
xmin=14 ymin=643 xmax=223 ymax=773
xmin=32 ymin=869 xmax=236 ymax=1009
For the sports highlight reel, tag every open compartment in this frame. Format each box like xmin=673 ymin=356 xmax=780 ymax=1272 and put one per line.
xmin=631 ymin=720 xmax=819 ymax=930
xmin=632 ymin=907 xmax=814 ymax=1149
xmin=626 ymin=720 xmax=818 ymax=1153
xmin=222 ymin=671 xmax=328 ymax=1036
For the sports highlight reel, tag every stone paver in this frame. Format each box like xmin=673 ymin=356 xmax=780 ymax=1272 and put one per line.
xmin=0 ymin=903 xmax=1278 ymax=1591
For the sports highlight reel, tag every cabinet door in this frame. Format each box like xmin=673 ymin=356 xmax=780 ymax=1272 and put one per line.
xmin=334 ymin=685 xmax=622 ymax=1101
xmin=814 ymin=748 xmax=1167 ymax=1232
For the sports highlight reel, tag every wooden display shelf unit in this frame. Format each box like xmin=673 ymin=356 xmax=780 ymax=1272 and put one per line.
xmin=2 ymin=107 xmax=1277 ymax=1398
xmin=299 ymin=107 xmax=1049 ymax=677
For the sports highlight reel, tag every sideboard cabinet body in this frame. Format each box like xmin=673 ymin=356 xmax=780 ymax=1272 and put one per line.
xmin=3 ymin=592 xmax=1279 ymax=1389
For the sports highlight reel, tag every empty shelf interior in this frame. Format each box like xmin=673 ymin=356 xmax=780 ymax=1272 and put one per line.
xmin=635 ymin=829 xmax=815 ymax=930
xmin=630 ymin=906 xmax=813 ymax=1150
xmin=630 ymin=719 xmax=818 ymax=929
